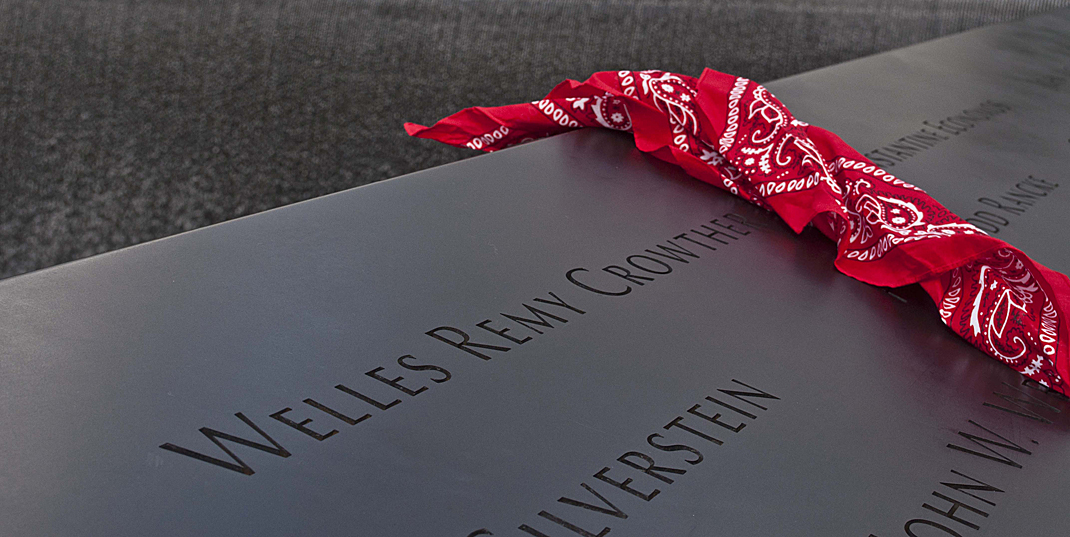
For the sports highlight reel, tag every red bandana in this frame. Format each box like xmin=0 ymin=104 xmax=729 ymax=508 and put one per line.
xmin=406 ymin=69 xmax=1070 ymax=395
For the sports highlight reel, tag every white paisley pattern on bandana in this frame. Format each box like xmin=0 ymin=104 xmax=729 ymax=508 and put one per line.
xmin=406 ymin=68 xmax=1070 ymax=395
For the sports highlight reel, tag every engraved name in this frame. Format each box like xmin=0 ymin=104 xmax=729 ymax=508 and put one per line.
xmin=864 ymin=101 xmax=1011 ymax=168
xmin=158 ymin=212 xmax=761 ymax=477
xmin=965 ymin=175 xmax=1060 ymax=234
xmin=867 ymin=379 xmax=1068 ymax=537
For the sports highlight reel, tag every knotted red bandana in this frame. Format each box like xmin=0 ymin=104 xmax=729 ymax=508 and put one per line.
xmin=406 ymin=69 xmax=1070 ymax=395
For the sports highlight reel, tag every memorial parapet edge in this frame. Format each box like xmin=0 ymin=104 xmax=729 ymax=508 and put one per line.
xmin=1 ymin=8 xmax=1069 ymax=537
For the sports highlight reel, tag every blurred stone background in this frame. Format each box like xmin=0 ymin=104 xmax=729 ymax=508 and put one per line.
xmin=3 ymin=0 xmax=1069 ymax=279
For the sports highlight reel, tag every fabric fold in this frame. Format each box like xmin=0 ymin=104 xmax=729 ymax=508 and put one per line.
xmin=406 ymin=68 xmax=1070 ymax=395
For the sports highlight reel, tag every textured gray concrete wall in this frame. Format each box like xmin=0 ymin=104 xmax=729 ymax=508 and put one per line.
xmin=3 ymin=0 xmax=1069 ymax=279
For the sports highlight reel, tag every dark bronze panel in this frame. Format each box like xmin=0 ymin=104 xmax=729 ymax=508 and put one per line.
xmin=2 ymin=9 xmax=1069 ymax=536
